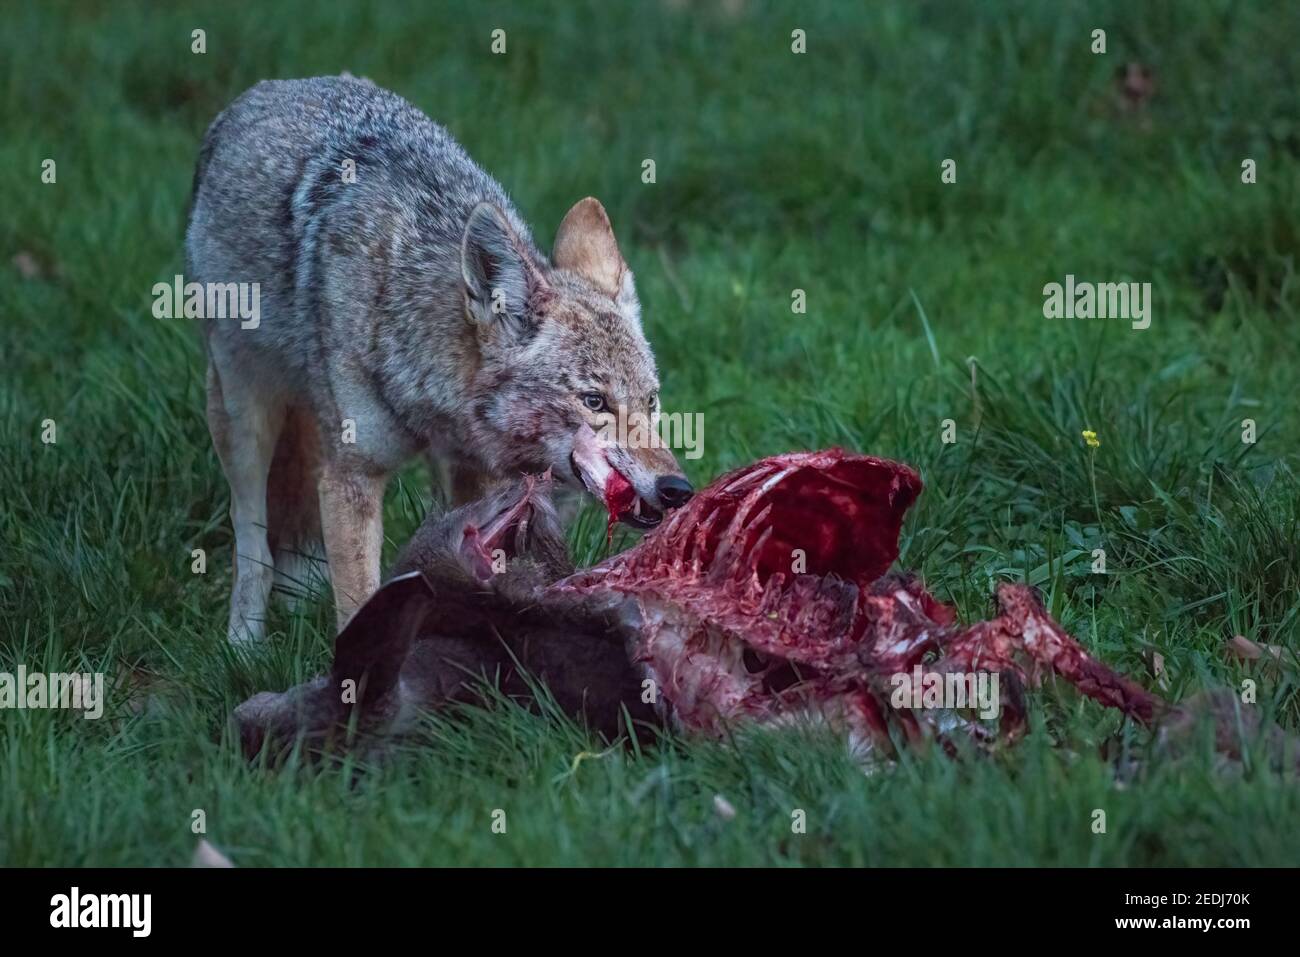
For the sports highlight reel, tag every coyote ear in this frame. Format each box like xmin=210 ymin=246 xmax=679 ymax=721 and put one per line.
xmin=330 ymin=571 xmax=433 ymax=709
xmin=461 ymin=202 xmax=546 ymax=333
xmin=553 ymin=197 xmax=627 ymax=298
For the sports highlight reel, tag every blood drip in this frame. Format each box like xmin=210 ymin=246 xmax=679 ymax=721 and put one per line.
xmin=603 ymin=469 xmax=636 ymax=543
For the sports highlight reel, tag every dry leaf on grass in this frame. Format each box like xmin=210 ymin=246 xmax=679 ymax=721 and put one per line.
xmin=1146 ymin=650 xmax=1171 ymax=692
xmin=1225 ymin=635 xmax=1288 ymax=663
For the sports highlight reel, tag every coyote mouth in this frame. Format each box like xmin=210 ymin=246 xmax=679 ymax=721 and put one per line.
xmin=569 ymin=431 xmax=662 ymax=534
xmin=620 ymin=500 xmax=663 ymax=529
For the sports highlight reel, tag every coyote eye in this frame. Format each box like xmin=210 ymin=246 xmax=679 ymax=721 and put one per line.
xmin=581 ymin=392 xmax=608 ymax=413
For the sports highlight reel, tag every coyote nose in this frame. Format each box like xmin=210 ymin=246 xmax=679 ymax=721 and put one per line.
xmin=656 ymin=475 xmax=694 ymax=509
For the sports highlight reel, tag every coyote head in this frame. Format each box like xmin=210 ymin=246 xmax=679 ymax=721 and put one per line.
xmin=460 ymin=196 xmax=693 ymax=528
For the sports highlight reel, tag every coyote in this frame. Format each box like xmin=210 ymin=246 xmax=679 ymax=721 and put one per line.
xmin=187 ymin=76 xmax=692 ymax=643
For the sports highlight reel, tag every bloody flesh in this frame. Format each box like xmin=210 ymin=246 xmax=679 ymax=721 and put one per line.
xmin=553 ymin=447 xmax=1167 ymax=755
xmin=603 ymin=469 xmax=636 ymax=541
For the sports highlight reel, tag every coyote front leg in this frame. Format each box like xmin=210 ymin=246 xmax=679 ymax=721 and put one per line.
xmin=318 ymin=462 xmax=387 ymax=629
xmin=207 ymin=362 xmax=285 ymax=644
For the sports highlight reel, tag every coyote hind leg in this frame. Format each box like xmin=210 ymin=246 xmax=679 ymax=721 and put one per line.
xmin=267 ymin=405 xmax=328 ymax=609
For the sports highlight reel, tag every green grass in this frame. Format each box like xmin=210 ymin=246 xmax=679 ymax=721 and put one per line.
xmin=3 ymin=0 xmax=1300 ymax=866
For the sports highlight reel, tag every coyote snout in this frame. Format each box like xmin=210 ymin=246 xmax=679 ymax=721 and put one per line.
xmin=188 ymin=76 xmax=692 ymax=642
xmin=570 ymin=420 xmax=693 ymax=529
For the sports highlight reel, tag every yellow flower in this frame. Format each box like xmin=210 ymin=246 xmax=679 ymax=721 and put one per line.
xmin=1082 ymin=430 xmax=1100 ymax=449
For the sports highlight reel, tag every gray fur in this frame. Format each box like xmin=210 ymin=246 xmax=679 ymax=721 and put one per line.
xmin=189 ymin=75 xmax=674 ymax=482
xmin=188 ymin=76 xmax=688 ymax=640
